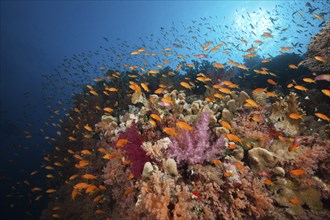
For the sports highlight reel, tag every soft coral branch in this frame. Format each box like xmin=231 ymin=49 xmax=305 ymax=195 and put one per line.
xmin=118 ymin=123 xmax=151 ymax=178
xmin=167 ymin=112 xmax=225 ymax=164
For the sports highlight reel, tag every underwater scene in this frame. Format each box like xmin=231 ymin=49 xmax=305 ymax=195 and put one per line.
xmin=1 ymin=1 xmax=330 ymax=219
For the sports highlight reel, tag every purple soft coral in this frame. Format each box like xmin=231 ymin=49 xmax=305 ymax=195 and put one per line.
xmin=167 ymin=112 xmax=225 ymax=164
xmin=118 ymin=123 xmax=151 ymax=178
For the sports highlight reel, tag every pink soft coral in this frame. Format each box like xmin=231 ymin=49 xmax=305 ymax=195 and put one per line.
xmin=167 ymin=112 xmax=225 ymax=164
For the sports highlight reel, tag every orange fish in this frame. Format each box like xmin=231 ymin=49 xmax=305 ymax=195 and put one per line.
xmin=129 ymin=83 xmax=142 ymax=92
xmin=223 ymin=81 xmax=239 ymax=89
xmin=267 ymin=79 xmax=277 ymax=85
xmin=290 ymin=169 xmax=305 ymax=176
xmin=141 ymin=83 xmax=149 ymax=92
xmin=251 ymin=115 xmax=261 ymax=123
xmin=149 ymin=69 xmax=159 ymax=74
xmin=226 ymin=134 xmax=241 ymax=142
xmin=224 ymin=171 xmax=233 ymax=177
xmin=302 ymin=78 xmax=315 ymax=83
xmin=289 ymin=199 xmax=301 ymax=205
xmin=218 ymin=87 xmax=232 ymax=94
xmin=154 ymin=88 xmax=165 ymax=94
xmin=103 ymin=107 xmax=113 ymax=113
xmin=220 ymin=120 xmax=232 ymax=131
xmin=263 ymin=179 xmax=273 ymax=185
xmin=314 ymin=56 xmax=325 ymax=62
xmin=196 ymin=76 xmax=211 ymax=82
xmin=52 ymin=214 xmax=60 ymax=218
xmin=289 ymin=64 xmax=298 ymax=69
xmin=176 ymin=121 xmax=193 ymax=131
xmin=150 ymin=113 xmax=162 ymax=122
xmin=74 ymin=183 xmax=90 ymax=190
xmin=95 ymin=210 xmax=105 ymax=214
xmin=124 ymin=188 xmax=134 ymax=196
xmin=315 ymin=113 xmax=330 ymax=122
xmin=82 ymin=174 xmax=97 ymax=180
xmin=252 ymin=88 xmax=267 ymax=94
xmin=289 ymin=113 xmax=303 ymax=120
xmin=68 ymin=136 xmax=77 ymax=141
xmin=107 ymin=87 xmax=118 ymax=92
xmin=46 ymin=189 xmax=56 ymax=193
xmin=266 ymin=91 xmax=277 ymax=97
xmin=180 ymin=82 xmax=191 ymax=90
xmin=44 ymin=166 xmax=54 ymax=170
xmin=287 ymin=83 xmax=294 ymax=88
xmin=209 ymin=44 xmax=222 ymax=52
xmin=83 ymin=133 xmax=92 ymax=139
xmin=321 ymin=89 xmax=330 ymax=97
xmin=245 ymin=99 xmax=259 ymax=108
xmin=86 ymin=185 xmax=98 ymax=194
xmin=116 ymin=138 xmax=130 ymax=147
xmin=278 ymin=135 xmax=286 ymax=143
xmin=99 ymin=185 xmax=107 ymax=191
xmin=211 ymin=159 xmax=222 ymax=166
xmin=83 ymin=125 xmax=93 ymax=132
xmin=227 ymin=142 xmax=236 ymax=149
xmin=294 ymin=85 xmax=308 ymax=92
xmin=93 ymin=194 xmax=104 ymax=203
xmin=213 ymin=62 xmax=224 ymax=69
xmin=149 ymin=119 xmax=157 ymax=127
xmin=98 ymin=148 xmax=106 ymax=154
xmin=262 ymin=32 xmax=272 ymax=38
xmin=69 ymin=174 xmax=78 ymax=180
xmin=31 ymin=187 xmax=42 ymax=192
xmin=81 ymin=149 xmax=92 ymax=155
xmin=78 ymin=160 xmax=90 ymax=167
xmin=280 ymin=46 xmax=292 ymax=51
xmin=214 ymin=93 xmax=224 ymax=99
xmin=235 ymin=162 xmax=244 ymax=169
xmin=243 ymin=53 xmax=256 ymax=59
xmin=89 ymin=90 xmax=98 ymax=96
xmin=103 ymin=153 xmax=118 ymax=160
xmin=288 ymin=144 xmax=299 ymax=152
xmin=161 ymin=97 xmax=173 ymax=106
xmin=163 ymin=127 xmax=178 ymax=136
xmin=128 ymin=172 xmax=134 ymax=180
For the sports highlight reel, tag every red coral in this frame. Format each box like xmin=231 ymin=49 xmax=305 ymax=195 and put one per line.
xmin=119 ymin=123 xmax=151 ymax=178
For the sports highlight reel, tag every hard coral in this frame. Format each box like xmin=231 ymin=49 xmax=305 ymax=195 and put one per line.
xmin=304 ymin=21 xmax=330 ymax=73
xmin=270 ymin=92 xmax=305 ymax=136
xmin=167 ymin=112 xmax=226 ymax=164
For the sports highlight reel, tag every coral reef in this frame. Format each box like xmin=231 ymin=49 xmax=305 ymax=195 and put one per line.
xmin=270 ymin=92 xmax=305 ymax=136
xmin=304 ymin=21 xmax=330 ymax=73
xmin=39 ymin=39 xmax=330 ymax=219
